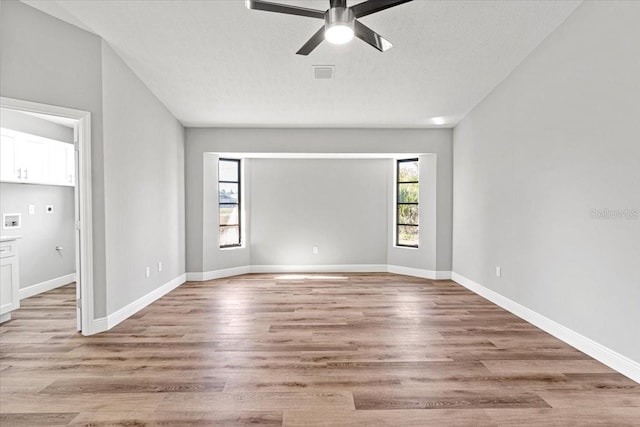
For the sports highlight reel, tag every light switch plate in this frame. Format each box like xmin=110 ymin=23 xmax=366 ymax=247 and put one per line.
xmin=28 ymin=205 xmax=35 ymax=215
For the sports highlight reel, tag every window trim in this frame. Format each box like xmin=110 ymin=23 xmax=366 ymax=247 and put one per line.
xmin=219 ymin=158 xmax=241 ymax=248
xmin=396 ymin=158 xmax=419 ymax=248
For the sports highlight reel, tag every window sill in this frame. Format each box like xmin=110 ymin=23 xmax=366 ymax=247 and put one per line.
xmin=393 ymin=245 xmax=420 ymax=250
xmin=220 ymin=245 xmax=246 ymax=251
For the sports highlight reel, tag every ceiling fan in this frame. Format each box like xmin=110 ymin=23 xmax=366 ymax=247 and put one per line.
xmin=246 ymin=0 xmax=413 ymax=55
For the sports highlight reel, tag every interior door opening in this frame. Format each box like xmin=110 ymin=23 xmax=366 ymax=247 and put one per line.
xmin=0 ymin=98 xmax=94 ymax=334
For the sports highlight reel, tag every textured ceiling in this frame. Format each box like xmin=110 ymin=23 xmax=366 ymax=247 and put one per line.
xmin=23 ymin=0 xmax=581 ymax=128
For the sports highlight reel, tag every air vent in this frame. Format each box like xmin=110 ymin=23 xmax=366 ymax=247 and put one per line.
xmin=313 ymin=65 xmax=335 ymax=80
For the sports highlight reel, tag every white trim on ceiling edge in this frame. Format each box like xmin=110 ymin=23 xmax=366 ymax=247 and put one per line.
xmin=19 ymin=273 xmax=77 ymax=300
xmin=451 ymin=272 xmax=640 ymax=384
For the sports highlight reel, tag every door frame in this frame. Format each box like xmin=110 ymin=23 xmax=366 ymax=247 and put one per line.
xmin=1 ymin=97 xmax=95 ymax=335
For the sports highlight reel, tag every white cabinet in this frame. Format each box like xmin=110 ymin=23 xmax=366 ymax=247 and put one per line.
xmin=16 ymin=137 xmax=46 ymax=182
xmin=47 ymin=139 xmax=75 ymax=186
xmin=66 ymin=143 xmax=76 ymax=185
xmin=0 ymin=238 xmax=20 ymax=323
xmin=0 ymin=128 xmax=75 ymax=187
xmin=0 ymin=131 xmax=17 ymax=182
xmin=1 ymin=130 xmax=45 ymax=182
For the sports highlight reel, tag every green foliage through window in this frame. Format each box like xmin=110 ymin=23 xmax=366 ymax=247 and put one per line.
xmin=397 ymin=159 xmax=419 ymax=247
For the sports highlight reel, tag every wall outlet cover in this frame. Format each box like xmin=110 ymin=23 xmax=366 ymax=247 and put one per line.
xmin=28 ymin=205 xmax=35 ymax=215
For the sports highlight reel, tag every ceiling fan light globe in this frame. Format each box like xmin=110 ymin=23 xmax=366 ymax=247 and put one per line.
xmin=325 ymin=24 xmax=354 ymax=44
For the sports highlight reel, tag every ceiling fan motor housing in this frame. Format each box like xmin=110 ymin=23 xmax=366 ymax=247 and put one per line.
xmin=325 ymin=7 xmax=355 ymax=34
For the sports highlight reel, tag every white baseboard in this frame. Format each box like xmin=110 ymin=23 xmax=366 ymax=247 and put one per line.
xmin=250 ymin=264 xmax=388 ymax=274
xmin=185 ymin=272 xmax=204 ymax=281
xmin=104 ymin=274 xmax=186 ymax=330
xmin=186 ymin=266 xmax=251 ymax=282
xmin=387 ymin=265 xmax=451 ymax=280
xmin=186 ymin=264 xmax=451 ymax=280
xmin=451 ymin=272 xmax=640 ymax=384
xmin=19 ymin=273 xmax=76 ymax=300
xmin=89 ymin=316 xmax=108 ymax=335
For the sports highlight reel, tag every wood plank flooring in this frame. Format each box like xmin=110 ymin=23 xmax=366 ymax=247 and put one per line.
xmin=1 ymin=273 xmax=638 ymax=426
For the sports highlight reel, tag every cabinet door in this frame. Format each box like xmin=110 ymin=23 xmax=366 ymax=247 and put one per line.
xmin=47 ymin=140 xmax=69 ymax=185
xmin=0 ymin=132 xmax=17 ymax=181
xmin=0 ymin=257 xmax=20 ymax=315
xmin=16 ymin=138 xmax=45 ymax=183
xmin=66 ymin=143 xmax=75 ymax=186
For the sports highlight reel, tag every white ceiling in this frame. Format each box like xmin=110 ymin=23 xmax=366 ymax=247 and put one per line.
xmin=23 ymin=0 xmax=581 ymax=128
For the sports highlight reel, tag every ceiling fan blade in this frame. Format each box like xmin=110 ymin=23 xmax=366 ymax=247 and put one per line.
xmin=354 ymin=20 xmax=393 ymax=52
xmin=246 ymin=0 xmax=325 ymax=19
xmin=350 ymin=0 xmax=413 ymax=19
xmin=296 ymin=27 xmax=325 ymax=56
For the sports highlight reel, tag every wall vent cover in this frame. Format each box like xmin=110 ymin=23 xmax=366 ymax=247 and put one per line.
xmin=313 ymin=65 xmax=335 ymax=80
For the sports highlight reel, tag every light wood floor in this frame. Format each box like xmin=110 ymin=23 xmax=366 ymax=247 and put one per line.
xmin=1 ymin=274 xmax=639 ymax=426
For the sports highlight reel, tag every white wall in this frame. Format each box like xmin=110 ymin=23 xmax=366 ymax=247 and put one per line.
xmin=453 ymin=1 xmax=640 ymax=362
xmin=0 ymin=183 xmax=75 ymax=289
xmin=185 ymin=128 xmax=453 ymax=275
xmin=101 ymin=42 xmax=185 ymax=314
xmin=250 ymin=158 xmax=388 ymax=267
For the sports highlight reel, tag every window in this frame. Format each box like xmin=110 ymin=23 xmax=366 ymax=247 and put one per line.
xmin=219 ymin=158 xmax=241 ymax=248
xmin=396 ymin=158 xmax=419 ymax=247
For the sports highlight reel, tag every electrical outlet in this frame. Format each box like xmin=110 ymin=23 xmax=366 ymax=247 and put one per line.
xmin=28 ymin=205 xmax=35 ymax=215
xmin=158 ymin=261 xmax=162 ymax=272
xmin=312 ymin=246 xmax=319 ymax=255
xmin=496 ymin=266 xmax=501 ymax=278
xmin=145 ymin=267 xmax=151 ymax=278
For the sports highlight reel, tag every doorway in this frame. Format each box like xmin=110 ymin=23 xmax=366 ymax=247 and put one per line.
xmin=0 ymin=97 xmax=94 ymax=334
